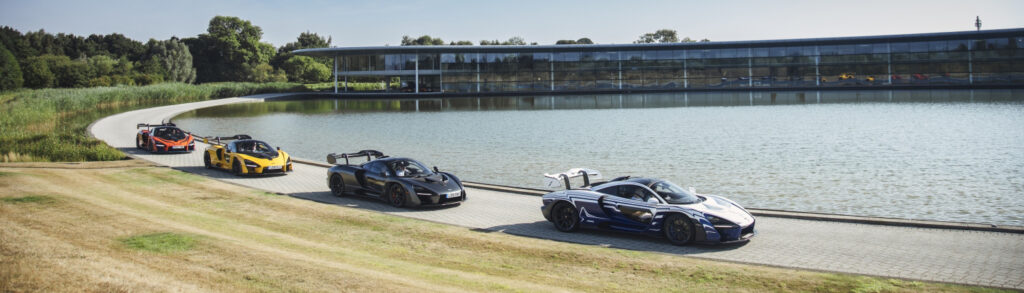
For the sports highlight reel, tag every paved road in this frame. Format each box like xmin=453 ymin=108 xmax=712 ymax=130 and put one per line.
xmin=90 ymin=94 xmax=1024 ymax=289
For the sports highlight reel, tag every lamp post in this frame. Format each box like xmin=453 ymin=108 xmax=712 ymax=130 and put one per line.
xmin=975 ymin=16 xmax=982 ymax=31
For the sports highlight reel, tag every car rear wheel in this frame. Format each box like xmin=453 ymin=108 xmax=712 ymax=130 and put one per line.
xmin=136 ymin=136 xmax=142 ymax=149
xmin=329 ymin=174 xmax=346 ymax=197
xmin=203 ymin=152 xmax=212 ymax=169
xmin=664 ymin=214 xmax=695 ymax=246
xmin=387 ymin=184 xmax=407 ymax=208
xmin=552 ymin=202 xmax=579 ymax=232
xmin=232 ymin=160 xmax=243 ymax=176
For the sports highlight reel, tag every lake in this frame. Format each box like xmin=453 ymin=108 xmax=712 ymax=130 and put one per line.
xmin=174 ymin=90 xmax=1024 ymax=226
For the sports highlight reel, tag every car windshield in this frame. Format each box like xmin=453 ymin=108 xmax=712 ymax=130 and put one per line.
xmin=235 ymin=140 xmax=276 ymax=155
xmin=650 ymin=180 xmax=702 ymax=205
xmin=153 ymin=127 xmax=187 ymax=140
xmin=390 ymin=159 xmax=434 ymax=177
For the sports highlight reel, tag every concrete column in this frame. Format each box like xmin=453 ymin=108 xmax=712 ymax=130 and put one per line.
xmin=683 ymin=50 xmax=688 ymax=89
xmin=414 ymin=53 xmax=419 ymax=94
xmin=333 ymin=55 xmax=338 ymax=93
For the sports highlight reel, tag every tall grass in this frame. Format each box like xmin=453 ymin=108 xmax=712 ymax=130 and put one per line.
xmin=0 ymin=82 xmax=308 ymax=162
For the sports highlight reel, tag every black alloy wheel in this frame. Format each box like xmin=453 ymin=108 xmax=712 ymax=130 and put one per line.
xmin=388 ymin=185 xmax=407 ymax=208
xmin=232 ymin=160 xmax=243 ymax=176
xmin=203 ymin=152 xmax=212 ymax=169
xmin=664 ymin=214 xmax=695 ymax=246
xmin=329 ymin=174 xmax=346 ymax=197
xmin=552 ymin=202 xmax=579 ymax=232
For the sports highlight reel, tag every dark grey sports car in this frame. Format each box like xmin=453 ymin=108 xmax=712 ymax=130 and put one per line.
xmin=325 ymin=150 xmax=466 ymax=208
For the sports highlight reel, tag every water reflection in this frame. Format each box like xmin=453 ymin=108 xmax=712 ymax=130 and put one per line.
xmin=179 ymin=89 xmax=1023 ymax=119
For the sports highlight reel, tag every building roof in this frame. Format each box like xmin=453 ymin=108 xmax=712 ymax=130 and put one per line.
xmin=294 ymin=28 xmax=1024 ymax=57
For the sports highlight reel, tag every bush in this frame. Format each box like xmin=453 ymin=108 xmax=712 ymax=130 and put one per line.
xmin=282 ymin=55 xmax=329 ymax=83
xmin=0 ymin=44 xmax=22 ymax=91
xmin=132 ymin=73 xmax=163 ymax=86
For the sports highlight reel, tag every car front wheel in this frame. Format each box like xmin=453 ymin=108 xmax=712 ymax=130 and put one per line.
xmin=388 ymin=184 xmax=407 ymax=208
xmin=664 ymin=214 xmax=695 ymax=246
xmin=232 ymin=160 xmax=243 ymax=176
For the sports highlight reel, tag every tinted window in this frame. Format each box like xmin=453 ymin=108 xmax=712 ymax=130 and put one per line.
xmin=651 ymin=181 xmax=702 ymax=204
xmin=365 ymin=161 xmax=385 ymax=175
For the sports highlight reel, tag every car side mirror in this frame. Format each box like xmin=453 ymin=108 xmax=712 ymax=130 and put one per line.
xmin=277 ymin=147 xmax=280 ymax=150
xmin=381 ymin=171 xmax=388 ymax=177
xmin=433 ymin=166 xmax=439 ymax=172
xmin=646 ymin=197 xmax=660 ymax=204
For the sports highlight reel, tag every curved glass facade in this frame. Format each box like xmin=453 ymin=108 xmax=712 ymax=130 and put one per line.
xmin=295 ymin=29 xmax=1024 ymax=94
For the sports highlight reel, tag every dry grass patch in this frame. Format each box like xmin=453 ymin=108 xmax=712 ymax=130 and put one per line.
xmin=0 ymin=161 xmax=1012 ymax=293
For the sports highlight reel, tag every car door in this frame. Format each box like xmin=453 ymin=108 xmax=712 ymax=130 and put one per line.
xmin=604 ymin=184 xmax=659 ymax=232
xmin=362 ymin=161 xmax=388 ymax=195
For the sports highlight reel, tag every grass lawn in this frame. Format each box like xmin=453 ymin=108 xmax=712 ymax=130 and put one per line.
xmin=0 ymin=161 xmax=1009 ymax=292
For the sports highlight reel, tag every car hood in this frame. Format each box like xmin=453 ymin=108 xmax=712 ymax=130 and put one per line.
xmin=675 ymin=194 xmax=755 ymax=227
xmin=404 ymin=173 xmax=462 ymax=194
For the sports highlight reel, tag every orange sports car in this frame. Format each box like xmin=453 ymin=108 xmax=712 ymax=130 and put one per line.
xmin=136 ymin=123 xmax=195 ymax=153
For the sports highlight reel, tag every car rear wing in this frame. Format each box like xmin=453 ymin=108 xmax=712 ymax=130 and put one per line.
xmin=201 ymin=134 xmax=252 ymax=146
xmin=137 ymin=122 xmax=176 ymax=129
xmin=327 ymin=150 xmax=385 ymax=165
xmin=543 ymin=168 xmax=602 ymax=190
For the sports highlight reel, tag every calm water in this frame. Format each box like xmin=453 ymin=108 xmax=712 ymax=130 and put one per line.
xmin=175 ymin=90 xmax=1024 ymax=226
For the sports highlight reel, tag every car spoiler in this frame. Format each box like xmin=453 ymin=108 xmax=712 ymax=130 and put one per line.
xmin=543 ymin=168 xmax=602 ymax=190
xmin=201 ymin=134 xmax=252 ymax=145
xmin=327 ymin=150 xmax=386 ymax=165
xmin=137 ymin=122 xmax=176 ymax=129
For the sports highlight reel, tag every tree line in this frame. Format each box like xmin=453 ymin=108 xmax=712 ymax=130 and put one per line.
xmin=0 ymin=16 xmax=335 ymax=91
xmin=0 ymin=16 xmax=712 ymax=92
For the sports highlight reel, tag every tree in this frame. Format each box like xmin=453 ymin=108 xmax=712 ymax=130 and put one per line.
xmin=20 ymin=57 xmax=54 ymax=88
xmin=247 ymin=63 xmax=286 ymax=82
xmin=555 ymin=37 xmax=594 ymax=45
xmin=273 ymin=32 xmax=331 ymax=71
xmin=86 ymin=55 xmax=116 ymax=78
xmin=144 ymin=39 xmax=196 ymax=83
xmin=282 ymin=55 xmax=329 ymax=83
xmin=0 ymin=44 xmax=23 ymax=90
xmin=401 ymin=35 xmax=445 ymax=46
xmin=480 ymin=37 xmax=527 ymax=46
xmin=635 ymin=29 xmax=679 ymax=43
xmin=186 ymin=16 xmax=275 ymax=82
xmin=449 ymin=40 xmax=473 ymax=45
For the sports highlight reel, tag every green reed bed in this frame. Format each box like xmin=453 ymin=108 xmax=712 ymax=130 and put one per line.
xmin=0 ymin=82 xmax=308 ymax=162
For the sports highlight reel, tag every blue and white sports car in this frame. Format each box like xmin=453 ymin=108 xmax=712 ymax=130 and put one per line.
xmin=540 ymin=168 xmax=755 ymax=245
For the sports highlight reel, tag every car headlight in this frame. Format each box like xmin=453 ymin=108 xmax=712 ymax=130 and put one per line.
xmin=414 ymin=186 xmax=434 ymax=196
xmin=706 ymin=214 xmax=738 ymax=229
xmin=244 ymin=160 xmax=259 ymax=168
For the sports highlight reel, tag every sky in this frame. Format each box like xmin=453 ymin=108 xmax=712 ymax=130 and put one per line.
xmin=2 ymin=0 xmax=1023 ymax=48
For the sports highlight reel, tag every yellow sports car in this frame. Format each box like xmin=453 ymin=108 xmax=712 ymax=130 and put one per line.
xmin=202 ymin=135 xmax=293 ymax=176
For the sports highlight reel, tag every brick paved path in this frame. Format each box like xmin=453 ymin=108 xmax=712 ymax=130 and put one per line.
xmin=90 ymin=95 xmax=1024 ymax=289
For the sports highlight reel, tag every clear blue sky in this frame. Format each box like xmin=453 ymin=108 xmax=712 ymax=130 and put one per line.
xmin=2 ymin=0 xmax=1022 ymax=47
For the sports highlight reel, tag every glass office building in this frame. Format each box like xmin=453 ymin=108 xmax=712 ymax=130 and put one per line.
xmin=294 ymin=29 xmax=1024 ymax=94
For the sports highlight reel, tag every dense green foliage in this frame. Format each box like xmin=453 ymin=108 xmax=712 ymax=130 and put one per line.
xmin=555 ymin=38 xmax=595 ymax=45
xmin=0 ymin=44 xmax=22 ymax=90
xmin=636 ymin=29 xmax=710 ymax=43
xmin=0 ymin=82 xmax=308 ymax=162
xmin=143 ymin=39 xmax=196 ymax=83
xmin=273 ymin=32 xmax=332 ymax=83
xmin=282 ymin=56 xmax=330 ymax=83
xmin=480 ymin=37 xmax=530 ymax=46
xmin=184 ymin=16 xmax=277 ymax=83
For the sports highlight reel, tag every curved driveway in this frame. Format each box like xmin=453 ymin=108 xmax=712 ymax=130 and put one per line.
xmin=90 ymin=94 xmax=1024 ymax=289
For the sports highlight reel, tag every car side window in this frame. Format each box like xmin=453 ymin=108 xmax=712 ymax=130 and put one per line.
xmin=226 ymin=142 xmax=236 ymax=153
xmin=617 ymin=185 xmax=656 ymax=202
xmin=596 ymin=186 xmax=617 ymax=196
xmin=365 ymin=161 xmax=385 ymax=176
